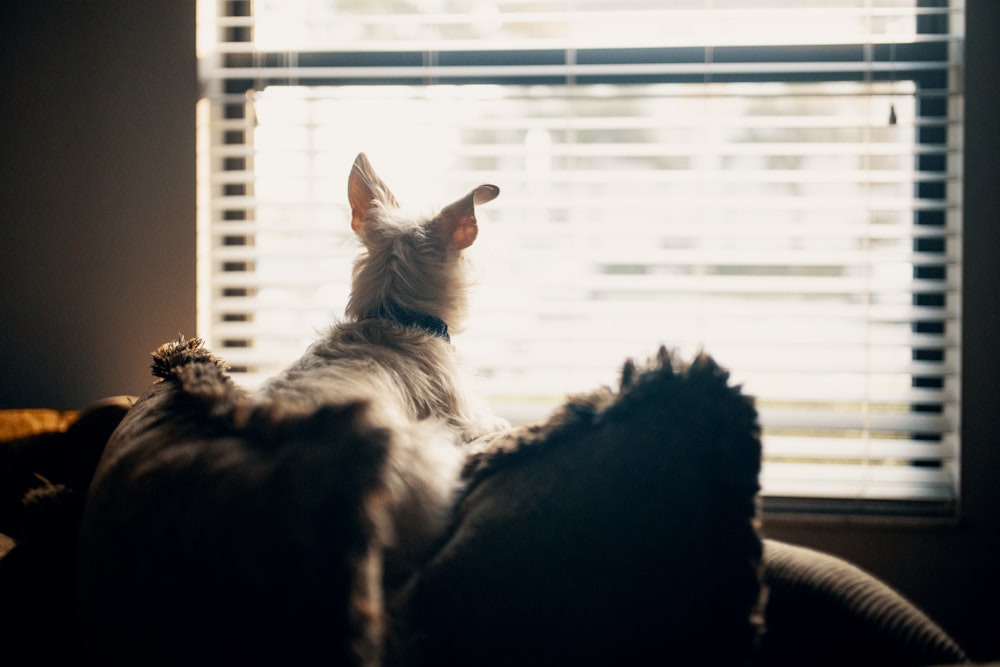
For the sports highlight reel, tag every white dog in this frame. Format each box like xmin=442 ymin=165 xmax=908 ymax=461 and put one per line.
xmin=257 ymin=152 xmax=508 ymax=580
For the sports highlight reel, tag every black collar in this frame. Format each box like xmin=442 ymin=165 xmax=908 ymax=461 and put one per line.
xmin=365 ymin=302 xmax=450 ymax=343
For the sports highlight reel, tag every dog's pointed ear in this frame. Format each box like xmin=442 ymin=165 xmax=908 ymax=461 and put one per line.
xmin=348 ymin=153 xmax=400 ymax=235
xmin=437 ymin=184 xmax=499 ymax=250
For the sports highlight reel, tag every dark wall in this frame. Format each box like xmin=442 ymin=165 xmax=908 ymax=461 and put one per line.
xmin=0 ymin=0 xmax=997 ymax=661
xmin=0 ymin=1 xmax=197 ymax=407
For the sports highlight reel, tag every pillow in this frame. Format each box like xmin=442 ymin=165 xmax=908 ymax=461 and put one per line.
xmin=77 ymin=338 xmax=391 ymax=667
xmin=392 ymin=347 xmax=764 ymax=666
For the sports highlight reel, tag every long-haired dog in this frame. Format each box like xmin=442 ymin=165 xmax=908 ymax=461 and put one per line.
xmin=256 ymin=152 xmax=508 ymax=578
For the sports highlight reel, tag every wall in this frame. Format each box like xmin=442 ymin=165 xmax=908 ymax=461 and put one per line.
xmin=0 ymin=1 xmax=197 ymax=407
xmin=0 ymin=0 xmax=997 ymax=660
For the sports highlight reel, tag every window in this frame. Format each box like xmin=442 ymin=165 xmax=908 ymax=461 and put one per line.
xmin=197 ymin=0 xmax=963 ymax=516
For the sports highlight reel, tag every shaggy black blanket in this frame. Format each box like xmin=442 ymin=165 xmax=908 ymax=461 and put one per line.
xmin=392 ymin=347 xmax=764 ymax=666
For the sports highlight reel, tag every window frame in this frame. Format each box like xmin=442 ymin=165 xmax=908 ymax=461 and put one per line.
xmin=197 ymin=0 xmax=961 ymax=519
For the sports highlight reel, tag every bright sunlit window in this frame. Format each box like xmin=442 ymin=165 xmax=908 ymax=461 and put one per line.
xmin=197 ymin=0 xmax=963 ymax=516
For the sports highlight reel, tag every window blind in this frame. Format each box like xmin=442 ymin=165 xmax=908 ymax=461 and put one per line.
xmin=197 ymin=0 xmax=963 ymax=516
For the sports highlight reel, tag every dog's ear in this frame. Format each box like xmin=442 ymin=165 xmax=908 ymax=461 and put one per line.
xmin=348 ymin=153 xmax=400 ymax=235
xmin=437 ymin=184 xmax=500 ymax=250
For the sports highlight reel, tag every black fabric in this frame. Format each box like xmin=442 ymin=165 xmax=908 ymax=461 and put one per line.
xmin=756 ymin=539 xmax=968 ymax=666
xmin=77 ymin=341 xmax=390 ymax=667
xmin=393 ymin=349 xmax=765 ymax=666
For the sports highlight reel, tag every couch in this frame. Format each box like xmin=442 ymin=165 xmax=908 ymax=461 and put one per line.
xmin=0 ymin=346 xmax=973 ymax=666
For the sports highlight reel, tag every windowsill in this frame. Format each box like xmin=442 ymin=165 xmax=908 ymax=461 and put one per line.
xmin=760 ymin=496 xmax=962 ymax=529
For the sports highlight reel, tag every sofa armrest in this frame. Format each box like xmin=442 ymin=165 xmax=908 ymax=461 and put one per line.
xmin=756 ymin=539 xmax=968 ymax=666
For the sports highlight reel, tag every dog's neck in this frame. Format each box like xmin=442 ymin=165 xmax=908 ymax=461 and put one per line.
xmin=366 ymin=302 xmax=451 ymax=343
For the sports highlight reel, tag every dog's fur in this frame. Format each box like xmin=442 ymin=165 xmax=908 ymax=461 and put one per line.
xmin=257 ymin=153 xmax=507 ymax=578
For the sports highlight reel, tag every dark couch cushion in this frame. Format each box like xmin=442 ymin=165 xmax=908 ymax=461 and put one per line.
xmin=392 ymin=348 xmax=764 ymax=666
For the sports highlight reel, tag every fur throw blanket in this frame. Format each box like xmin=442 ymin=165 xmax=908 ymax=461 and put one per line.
xmin=78 ymin=338 xmax=391 ymax=666
xmin=393 ymin=347 xmax=764 ymax=666
xmin=76 ymin=339 xmax=763 ymax=666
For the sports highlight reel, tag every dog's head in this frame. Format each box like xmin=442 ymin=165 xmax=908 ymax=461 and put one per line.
xmin=345 ymin=152 xmax=499 ymax=331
